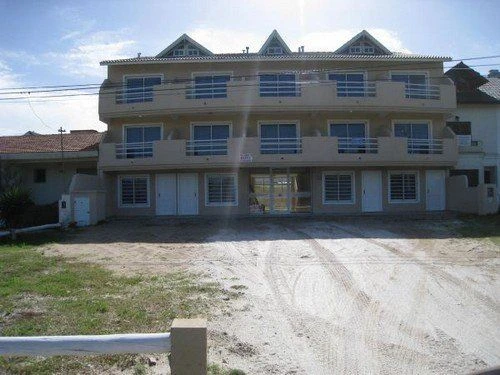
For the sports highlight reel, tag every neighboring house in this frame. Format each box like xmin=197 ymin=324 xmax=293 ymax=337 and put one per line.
xmin=0 ymin=130 xmax=104 ymax=205
xmin=445 ymin=63 xmax=500 ymax=206
xmin=98 ymin=29 xmax=459 ymax=217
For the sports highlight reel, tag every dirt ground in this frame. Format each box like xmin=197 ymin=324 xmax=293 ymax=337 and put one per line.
xmin=43 ymin=216 xmax=499 ymax=375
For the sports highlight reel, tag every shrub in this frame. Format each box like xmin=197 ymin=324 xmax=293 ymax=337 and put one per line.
xmin=0 ymin=187 xmax=34 ymax=228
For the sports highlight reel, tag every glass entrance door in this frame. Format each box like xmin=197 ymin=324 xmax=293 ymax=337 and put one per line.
xmin=249 ymin=168 xmax=311 ymax=214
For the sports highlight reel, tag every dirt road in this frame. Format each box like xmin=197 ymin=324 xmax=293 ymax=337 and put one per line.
xmin=45 ymin=217 xmax=499 ymax=374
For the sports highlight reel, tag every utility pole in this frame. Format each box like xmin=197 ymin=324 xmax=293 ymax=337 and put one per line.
xmin=59 ymin=127 xmax=66 ymax=192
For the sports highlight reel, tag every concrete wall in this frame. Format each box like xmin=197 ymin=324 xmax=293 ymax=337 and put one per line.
xmin=446 ymin=175 xmax=498 ymax=215
xmin=14 ymin=161 xmax=97 ymax=205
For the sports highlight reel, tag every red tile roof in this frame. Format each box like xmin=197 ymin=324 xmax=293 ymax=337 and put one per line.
xmin=0 ymin=131 xmax=105 ymax=154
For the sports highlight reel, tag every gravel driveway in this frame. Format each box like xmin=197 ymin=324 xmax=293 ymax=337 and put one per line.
xmin=45 ymin=216 xmax=499 ymax=374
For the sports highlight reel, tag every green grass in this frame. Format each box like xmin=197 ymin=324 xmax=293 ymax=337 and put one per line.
xmin=0 ymin=231 xmax=228 ymax=374
xmin=457 ymin=214 xmax=500 ymax=245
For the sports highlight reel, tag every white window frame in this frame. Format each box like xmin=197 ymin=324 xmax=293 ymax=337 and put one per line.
xmin=173 ymin=49 xmax=184 ymax=56
xmin=122 ymin=123 xmax=164 ymax=143
xmin=327 ymin=119 xmax=370 ymax=137
xmin=322 ymin=171 xmax=356 ymax=205
xmin=258 ymin=71 xmax=299 ymax=97
xmin=391 ymin=120 xmax=433 ymax=139
xmin=257 ymin=120 xmax=300 ymax=138
xmin=389 ymin=71 xmax=429 ymax=84
xmin=388 ymin=170 xmax=420 ymax=204
xmin=205 ymin=173 xmax=238 ymax=207
xmin=327 ymin=70 xmax=367 ymax=81
xmin=118 ymin=175 xmax=151 ymax=208
xmin=122 ymin=73 xmax=164 ymax=87
xmin=267 ymin=46 xmax=283 ymax=55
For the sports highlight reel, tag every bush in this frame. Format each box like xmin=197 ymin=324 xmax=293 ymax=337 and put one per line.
xmin=0 ymin=187 xmax=34 ymax=228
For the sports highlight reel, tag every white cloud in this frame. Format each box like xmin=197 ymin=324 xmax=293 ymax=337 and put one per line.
xmin=0 ymin=60 xmax=21 ymax=89
xmin=46 ymin=30 xmax=137 ymax=78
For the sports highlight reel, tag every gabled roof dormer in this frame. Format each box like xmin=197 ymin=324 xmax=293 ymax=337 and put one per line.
xmin=258 ymin=30 xmax=292 ymax=55
xmin=156 ymin=34 xmax=213 ymax=58
xmin=335 ymin=30 xmax=392 ymax=55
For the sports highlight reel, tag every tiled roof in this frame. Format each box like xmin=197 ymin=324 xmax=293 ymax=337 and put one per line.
xmin=479 ymin=78 xmax=500 ymax=101
xmin=101 ymin=52 xmax=451 ymax=65
xmin=0 ymin=131 xmax=105 ymax=154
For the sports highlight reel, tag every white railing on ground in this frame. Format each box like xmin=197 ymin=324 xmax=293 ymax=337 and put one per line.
xmin=115 ymin=142 xmax=154 ymax=159
xmin=186 ymin=139 xmax=228 ymax=156
xmin=0 ymin=318 xmax=207 ymax=375
xmin=405 ymin=84 xmax=440 ymax=100
xmin=337 ymin=137 xmax=378 ymax=153
xmin=407 ymin=139 xmax=444 ymax=154
xmin=0 ymin=333 xmax=171 ymax=356
xmin=260 ymin=137 xmax=302 ymax=154
xmin=335 ymin=82 xmax=376 ymax=97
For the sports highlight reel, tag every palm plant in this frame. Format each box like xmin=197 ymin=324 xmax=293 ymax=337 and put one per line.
xmin=0 ymin=187 xmax=34 ymax=229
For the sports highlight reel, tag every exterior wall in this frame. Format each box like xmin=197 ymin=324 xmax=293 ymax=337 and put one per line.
xmin=446 ymin=175 xmax=498 ymax=215
xmin=15 ymin=161 xmax=97 ymax=205
xmin=105 ymin=166 xmax=446 ymax=217
xmin=453 ymin=103 xmax=500 ymax=203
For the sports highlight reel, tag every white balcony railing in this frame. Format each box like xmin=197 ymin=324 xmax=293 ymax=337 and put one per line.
xmin=185 ymin=83 xmax=228 ymax=99
xmin=405 ymin=84 xmax=440 ymax=100
xmin=115 ymin=142 xmax=154 ymax=159
xmin=337 ymin=137 xmax=378 ymax=153
xmin=186 ymin=139 xmax=228 ymax=156
xmin=260 ymin=137 xmax=302 ymax=154
xmin=335 ymin=82 xmax=376 ymax=97
xmin=407 ymin=139 xmax=443 ymax=154
xmin=115 ymin=88 xmax=155 ymax=104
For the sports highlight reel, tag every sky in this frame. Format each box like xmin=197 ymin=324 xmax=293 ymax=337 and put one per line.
xmin=0 ymin=0 xmax=499 ymax=136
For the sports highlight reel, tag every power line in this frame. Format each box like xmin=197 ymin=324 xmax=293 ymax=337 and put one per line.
xmin=0 ymin=53 xmax=498 ymax=93
xmin=26 ymin=95 xmax=56 ymax=131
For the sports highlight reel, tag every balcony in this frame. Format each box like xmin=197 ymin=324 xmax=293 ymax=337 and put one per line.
xmin=99 ymin=136 xmax=458 ymax=171
xmin=99 ymin=78 xmax=456 ymax=120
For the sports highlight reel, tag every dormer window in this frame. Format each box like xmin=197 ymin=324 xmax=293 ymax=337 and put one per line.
xmin=173 ymin=49 xmax=184 ymax=56
xmin=187 ymin=48 xmax=199 ymax=56
xmin=349 ymin=45 xmax=375 ymax=54
xmin=267 ymin=46 xmax=283 ymax=55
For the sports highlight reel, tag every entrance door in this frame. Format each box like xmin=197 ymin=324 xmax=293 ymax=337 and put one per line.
xmin=426 ymin=170 xmax=446 ymax=211
xmin=74 ymin=197 xmax=90 ymax=226
xmin=156 ymin=174 xmax=177 ymax=215
xmin=271 ymin=170 xmax=290 ymax=214
xmin=178 ymin=173 xmax=198 ymax=215
xmin=362 ymin=171 xmax=382 ymax=212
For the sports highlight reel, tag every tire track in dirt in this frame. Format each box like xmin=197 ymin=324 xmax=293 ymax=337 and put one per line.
xmin=326 ymin=221 xmax=498 ymax=312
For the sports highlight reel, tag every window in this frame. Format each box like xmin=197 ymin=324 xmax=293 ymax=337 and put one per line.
xmin=34 ymin=169 xmax=46 ymax=183
xmin=122 ymin=125 xmax=162 ymax=159
xmin=189 ymin=74 xmax=230 ymax=99
xmin=189 ymin=123 xmax=230 ymax=155
xmin=259 ymin=74 xmax=298 ymax=97
xmin=349 ymin=45 xmax=374 ymax=54
xmin=394 ymin=122 xmax=430 ymax=154
xmin=267 ymin=46 xmax=283 ymax=55
xmin=391 ymin=73 xmax=428 ymax=99
xmin=329 ymin=72 xmax=366 ymax=97
xmin=323 ymin=172 xmax=354 ymax=204
xmin=187 ymin=48 xmax=199 ymax=56
xmin=389 ymin=172 xmax=418 ymax=203
xmin=449 ymin=169 xmax=479 ymax=187
xmin=260 ymin=123 xmax=300 ymax=154
xmin=206 ymin=174 xmax=238 ymax=206
xmin=119 ymin=176 xmax=150 ymax=207
xmin=174 ymin=49 xmax=184 ymax=56
xmin=330 ymin=122 xmax=372 ymax=153
xmin=123 ymin=76 xmax=162 ymax=103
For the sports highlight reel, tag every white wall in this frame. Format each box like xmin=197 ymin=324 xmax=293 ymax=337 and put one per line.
xmin=454 ymin=104 xmax=500 ymax=193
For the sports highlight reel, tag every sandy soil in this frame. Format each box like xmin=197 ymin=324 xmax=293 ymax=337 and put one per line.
xmin=43 ymin=216 xmax=500 ymax=374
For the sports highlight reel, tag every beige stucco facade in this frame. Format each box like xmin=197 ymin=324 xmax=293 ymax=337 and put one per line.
xmin=98 ymin=31 xmax=461 ymax=217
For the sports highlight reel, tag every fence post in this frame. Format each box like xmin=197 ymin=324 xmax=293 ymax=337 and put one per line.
xmin=169 ymin=318 xmax=207 ymax=375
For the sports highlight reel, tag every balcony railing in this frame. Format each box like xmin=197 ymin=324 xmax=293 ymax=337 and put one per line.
xmin=116 ymin=88 xmax=155 ymax=104
xmin=335 ymin=82 xmax=376 ymax=97
xmin=115 ymin=142 xmax=154 ymax=159
xmin=185 ymin=83 xmax=228 ymax=99
xmin=260 ymin=137 xmax=302 ymax=154
xmin=259 ymin=83 xmax=301 ymax=97
xmin=337 ymin=137 xmax=378 ymax=153
xmin=186 ymin=139 xmax=228 ymax=156
xmin=405 ymin=84 xmax=440 ymax=100
xmin=407 ymin=139 xmax=443 ymax=154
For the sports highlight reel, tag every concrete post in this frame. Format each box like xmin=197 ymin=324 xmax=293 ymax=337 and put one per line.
xmin=169 ymin=318 xmax=207 ymax=375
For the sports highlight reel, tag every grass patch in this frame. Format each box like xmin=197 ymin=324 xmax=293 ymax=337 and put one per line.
xmin=208 ymin=363 xmax=246 ymax=375
xmin=457 ymin=214 xmax=500 ymax=245
xmin=0 ymin=231 xmax=227 ymax=374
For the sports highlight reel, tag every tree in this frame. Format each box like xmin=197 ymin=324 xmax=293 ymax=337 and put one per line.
xmin=0 ymin=187 xmax=34 ymax=229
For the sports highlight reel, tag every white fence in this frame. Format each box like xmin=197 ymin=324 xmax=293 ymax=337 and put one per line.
xmin=0 ymin=318 xmax=206 ymax=375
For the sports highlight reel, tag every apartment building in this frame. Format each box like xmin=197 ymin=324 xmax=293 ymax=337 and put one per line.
xmin=98 ymin=30 xmax=458 ymax=216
